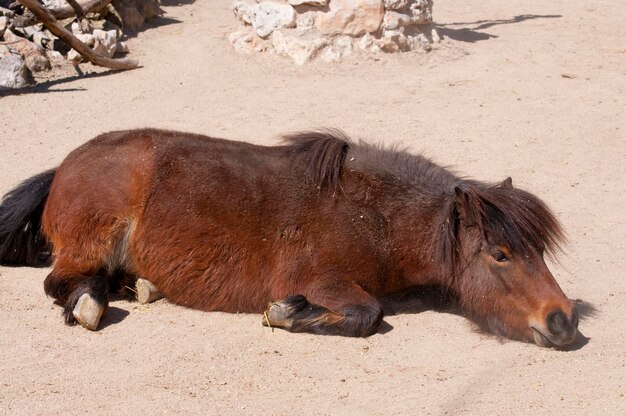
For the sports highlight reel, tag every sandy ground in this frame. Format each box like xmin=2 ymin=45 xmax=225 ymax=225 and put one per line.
xmin=1 ymin=0 xmax=625 ymax=414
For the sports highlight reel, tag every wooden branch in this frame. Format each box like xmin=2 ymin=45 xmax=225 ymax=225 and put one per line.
xmin=63 ymin=0 xmax=85 ymax=20
xmin=11 ymin=0 xmax=112 ymax=28
xmin=18 ymin=0 xmax=139 ymax=70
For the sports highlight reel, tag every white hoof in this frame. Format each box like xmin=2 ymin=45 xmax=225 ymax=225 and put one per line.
xmin=136 ymin=278 xmax=164 ymax=304
xmin=72 ymin=293 xmax=104 ymax=331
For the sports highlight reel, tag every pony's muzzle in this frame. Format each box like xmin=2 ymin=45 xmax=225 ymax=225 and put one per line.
xmin=531 ymin=308 xmax=579 ymax=347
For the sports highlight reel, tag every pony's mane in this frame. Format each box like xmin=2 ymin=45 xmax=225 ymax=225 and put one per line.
xmin=282 ymin=129 xmax=351 ymax=194
xmin=280 ymin=130 xmax=564 ymax=275
xmin=438 ymin=182 xmax=565 ymax=274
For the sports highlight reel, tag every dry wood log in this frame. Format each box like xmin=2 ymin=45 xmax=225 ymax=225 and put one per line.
xmin=18 ymin=0 xmax=139 ymax=70
xmin=136 ymin=278 xmax=164 ymax=304
xmin=63 ymin=0 xmax=85 ymax=19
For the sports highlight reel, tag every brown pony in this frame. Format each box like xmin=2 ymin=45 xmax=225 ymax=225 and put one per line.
xmin=0 ymin=128 xmax=578 ymax=347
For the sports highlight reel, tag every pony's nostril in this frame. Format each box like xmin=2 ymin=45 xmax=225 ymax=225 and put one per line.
xmin=546 ymin=310 xmax=569 ymax=335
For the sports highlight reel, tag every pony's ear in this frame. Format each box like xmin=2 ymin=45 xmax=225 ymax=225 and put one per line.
xmin=454 ymin=187 xmax=478 ymax=226
xmin=501 ymin=177 xmax=513 ymax=188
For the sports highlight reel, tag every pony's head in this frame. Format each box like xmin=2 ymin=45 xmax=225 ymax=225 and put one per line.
xmin=439 ymin=178 xmax=578 ymax=347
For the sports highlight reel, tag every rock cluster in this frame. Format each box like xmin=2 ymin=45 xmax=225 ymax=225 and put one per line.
xmin=0 ymin=0 xmax=161 ymax=90
xmin=229 ymin=0 xmax=439 ymax=64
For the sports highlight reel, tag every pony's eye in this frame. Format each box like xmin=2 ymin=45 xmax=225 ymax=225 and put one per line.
xmin=492 ymin=251 xmax=509 ymax=262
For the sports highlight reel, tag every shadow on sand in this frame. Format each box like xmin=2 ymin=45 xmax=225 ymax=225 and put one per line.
xmin=377 ymin=286 xmax=595 ymax=351
xmin=437 ymin=14 xmax=562 ymax=43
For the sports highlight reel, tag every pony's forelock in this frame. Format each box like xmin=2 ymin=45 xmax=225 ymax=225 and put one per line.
xmin=436 ymin=182 xmax=565 ymax=275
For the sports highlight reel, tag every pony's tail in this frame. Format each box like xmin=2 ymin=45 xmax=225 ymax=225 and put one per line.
xmin=0 ymin=169 xmax=56 ymax=267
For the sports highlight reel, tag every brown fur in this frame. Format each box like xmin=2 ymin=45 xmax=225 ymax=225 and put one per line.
xmin=1 ymin=128 xmax=578 ymax=344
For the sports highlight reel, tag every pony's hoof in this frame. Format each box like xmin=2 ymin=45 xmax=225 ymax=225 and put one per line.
xmin=136 ymin=278 xmax=164 ymax=304
xmin=72 ymin=293 xmax=104 ymax=331
xmin=262 ymin=295 xmax=308 ymax=328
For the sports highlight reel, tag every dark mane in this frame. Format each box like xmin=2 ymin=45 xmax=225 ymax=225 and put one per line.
xmin=438 ymin=182 xmax=565 ymax=274
xmin=350 ymin=140 xmax=459 ymax=195
xmin=283 ymin=129 xmax=351 ymax=194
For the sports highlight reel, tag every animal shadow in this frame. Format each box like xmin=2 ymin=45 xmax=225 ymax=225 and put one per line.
xmin=378 ymin=287 xmax=596 ymax=351
xmin=437 ymin=14 xmax=562 ymax=43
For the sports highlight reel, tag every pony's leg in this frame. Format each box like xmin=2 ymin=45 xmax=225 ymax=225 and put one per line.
xmin=263 ymin=279 xmax=384 ymax=337
xmin=44 ymin=257 xmax=109 ymax=330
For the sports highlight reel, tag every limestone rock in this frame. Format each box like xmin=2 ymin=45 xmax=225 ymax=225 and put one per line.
xmin=430 ymin=26 xmax=440 ymax=43
xmin=2 ymin=29 xmax=51 ymax=72
xmin=0 ymin=16 xmax=8 ymax=38
xmin=378 ymin=29 xmax=410 ymax=52
xmin=296 ymin=11 xmax=316 ymax=33
xmin=320 ymin=35 xmax=353 ymax=62
xmin=407 ymin=32 xmax=431 ymax=51
xmin=93 ymin=29 xmax=118 ymax=58
xmin=288 ymin=0 xmax=327 ymax=5
xmin=229 ymin=27 xmax=268 ymax=54
xmin=0 ymin=54 xmax=33 ymax=90
xmin=251 ymin=2 xmax=297 ymax=38
xmin=383 ymin=1 xmax=433 ymax=30
xmin=408 ymin=0 xmax=432 ymax=24
xmin=42 ymin=0 xmax=67 ymax=9
xmin=382 ymin=11 xmax=411 ymax=30
xmin=68 ymin=34 xmax=95 ymax=63
xmin=271 ymin=29 xmax=328 ymax=65
xmin=383 ymin=0 xmax=408 ymax=9
xmin=316 ymin=0 xmax=384 ymax=36
xmin=233 ymin=0 xmax=255 ymax=25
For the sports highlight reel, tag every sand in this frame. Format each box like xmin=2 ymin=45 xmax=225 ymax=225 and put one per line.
xmin=1 ymin=0 xmax=625 ymax=414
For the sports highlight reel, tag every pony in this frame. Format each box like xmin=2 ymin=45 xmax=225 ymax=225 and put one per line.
xmin=0 ymin=128 xmax=578 ymax=347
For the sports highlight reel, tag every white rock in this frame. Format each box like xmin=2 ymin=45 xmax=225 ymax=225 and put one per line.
xmin=67 ymin=49 xmax=83 ymax=63
xmin=288 ymin=0 xmax=327 ymax=5
xmin=93 ymin=29 xmax=118 ymax=58
xmin=383 ymin=0 xmax=408 ymax=9
xmin=320 ymin=35 xmax=353 ymax=62
xmin=317 ymin=0 xmax=384 ymax=36
xmin=334 ymin=35 xmax=354 ymax=55
xmin=271 ymin=30 xmax=328 ymax=65
xmin=383 ymin=29 xmax=410 ymax=51
xmin=232 ymin=0 xmax=255 ymax=25
xmin=296 ymin=11 xmax=317 ymax=33
xmin=251 ymin=2 xmax=297 ymax=38
xmin=68 ymin=34 xmax=95 ymax=63
xmin=383 ymin=1 xmax=432 ymax=30
xmin=0 ymin=54 xmax=33 ymax=90
xmin=408 ymin=0 xmax=432 ymax=24
xmin=320 ymin=46 xmax=341 ymax=62
xmin=42 ymin=0 xmax=67 ymax=9
xmin=76 ymin=33 xmax=96 ymax=46
xmin=0 ymin=16 xmax=8 ymax=35
xmin=382 ymin=11 xmax=411 ymax=30
xmin=71 ymin=21 xmax=82 ymax=35
xmin=357 ymin=33 xmax=374 ymax=50
xmin=431 ymin=26 xmax=440 ymax=43
xmin=407 ymin=32 xmax=431 ymax=51
xmin=229 ymin=28 xmax=268 ymax=54
xmin=322 ymin=37 xmax=352 ymax=61
xmin=47 ymin=50 xmax=64 ymax=61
